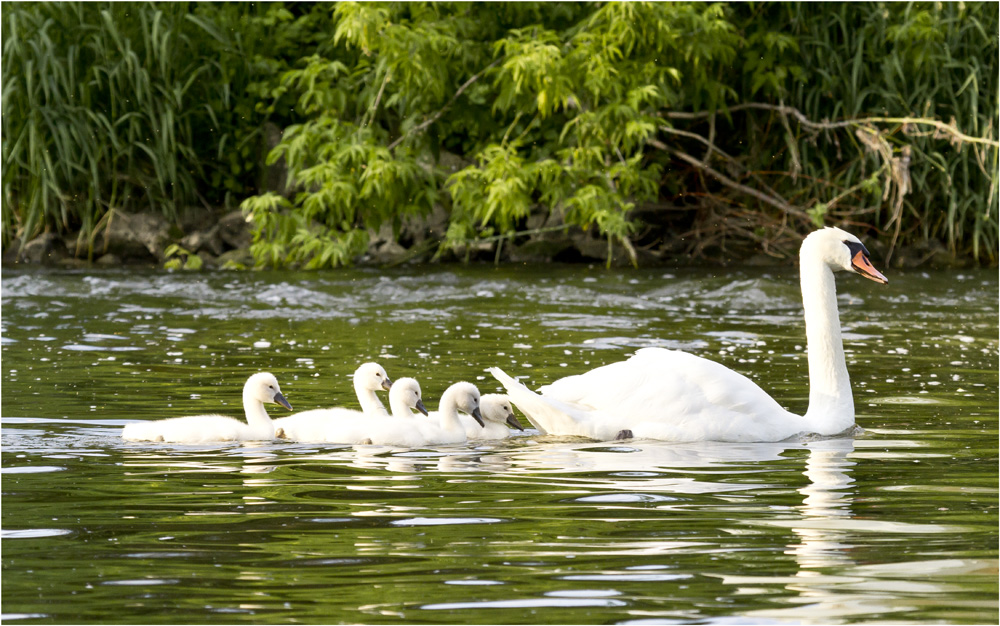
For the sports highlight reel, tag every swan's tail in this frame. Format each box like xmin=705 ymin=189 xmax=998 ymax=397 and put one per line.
xmin=488 ymin=367 xmax=591 ymax=437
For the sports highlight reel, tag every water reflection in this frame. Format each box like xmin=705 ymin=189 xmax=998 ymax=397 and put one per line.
xmin=791 ymin=439 xmax=856 ymax=568
xmin=2 ymin=267 xmax=996 ymax=624
xmin=714 ymin=438 xmax=982 ymax=623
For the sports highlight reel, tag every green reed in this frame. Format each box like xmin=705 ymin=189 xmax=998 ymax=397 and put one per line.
xmin=733 ymin=2 xmax=997 ymax=261
xmin=1 ymin=2 xmax=269 ymax=254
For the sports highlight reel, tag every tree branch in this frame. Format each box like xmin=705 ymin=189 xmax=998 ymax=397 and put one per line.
xmin=657 ymin=125 xmax=788 ymax=203
xmin=664 ymin=102 xmax=999 ymax=148
xmin=388 ymin=58 xmax=503 ymax=151
xmin=658 ymin=125 xmax=736 ymax=163
xmin=362 ymin=70 xmax=391 ymax=128
xmin=649 ymin=138 xmax=810 ymax=222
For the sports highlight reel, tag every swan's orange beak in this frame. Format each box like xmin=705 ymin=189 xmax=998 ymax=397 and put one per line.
xmin=851 ymin=250 xmax=888 ymax=284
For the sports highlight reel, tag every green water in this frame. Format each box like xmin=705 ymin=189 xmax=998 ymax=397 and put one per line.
xmin=1 ymin=265 xmax=997 ymax=624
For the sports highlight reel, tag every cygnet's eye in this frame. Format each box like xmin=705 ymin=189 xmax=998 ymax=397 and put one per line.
xmin=268 ymin=385 xmax=275 ymax=390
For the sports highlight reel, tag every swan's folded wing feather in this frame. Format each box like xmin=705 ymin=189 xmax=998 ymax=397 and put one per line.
xmin=539 ymin=348 xmax=789 ymax=437
xmin=490 ymin=367 xmax=604 ymax=437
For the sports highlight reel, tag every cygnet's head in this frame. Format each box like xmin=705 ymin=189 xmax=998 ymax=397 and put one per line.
xmin=245 ymin=372 xmax=293 ymax=410
xmin=481 ymin=393 xmax=524 ymax=430
xmin=801 ymin=227 xmax=887 ymax=284
xmin=354 ymin=362 xmax=393 ymax=392
xmin=445 ymin=382 xmax=484 ymax=427
xmin=390 ymin=377 xmax=428 ymax=416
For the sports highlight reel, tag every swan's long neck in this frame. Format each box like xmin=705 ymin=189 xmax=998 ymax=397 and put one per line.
xmin=242 ymin=388 xmax=275 ymax=438
xmin=436 ymin=393 xmax=463 ymax=433
xmin=390 ymin=394 xmax=414 ymax=419
xmin=800 ymin=257 xmax=854 ymax=431
xmin=356 ymin=380 xmax=387 ymax=416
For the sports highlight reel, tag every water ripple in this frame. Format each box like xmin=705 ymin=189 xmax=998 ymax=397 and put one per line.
xmin=422 ymin=598 xmax=628 ymax=610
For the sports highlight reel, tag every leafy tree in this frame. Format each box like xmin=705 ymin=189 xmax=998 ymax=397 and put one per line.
xmin=243 ymin=1 xmax=996 ymax=267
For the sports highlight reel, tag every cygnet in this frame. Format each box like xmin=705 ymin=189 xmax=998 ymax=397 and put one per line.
xmin=273 ymin=362 xmax=391 ymax=441
xmin=121 ymin=372 xmax=292 ymax=443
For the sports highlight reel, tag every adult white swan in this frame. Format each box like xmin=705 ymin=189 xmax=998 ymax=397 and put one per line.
xmin=489 ymin=227 xmax=888 ymax=442
xmin=121 ymin=372 xmax=292 ymax=443
xmin=273 ymin=362 xmax=391 ymax=441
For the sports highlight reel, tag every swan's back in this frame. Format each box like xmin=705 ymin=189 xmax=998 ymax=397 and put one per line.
xmin=122 ymin=415 xmax=252 ymax=443
xmin=538 ymin=348 xmax=797 ymax=441
xmin=273 ymin=408 xmax=363 ymax=442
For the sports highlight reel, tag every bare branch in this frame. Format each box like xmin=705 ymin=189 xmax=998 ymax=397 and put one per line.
xmin=649 ymin=138 xmax=809 ymax=222
xmin=664 ymin=102 xmax=999 ymax=148
xmin=658 ymin=125 xmax=736 ymax=163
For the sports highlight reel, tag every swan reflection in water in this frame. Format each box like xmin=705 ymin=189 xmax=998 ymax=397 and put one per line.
xmin=788 ymin=438 xmax=857 ymax=572
xmin=112 ymin=431 xmax=983 ymax=622
xmin=719 ymin=437 xmax=968 ymax=623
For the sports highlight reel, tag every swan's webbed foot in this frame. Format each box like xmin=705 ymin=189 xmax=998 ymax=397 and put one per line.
xmin=154 ymin=435 xmax=165 ymax=442
xmin=614 ymin=429 xmax=634 ymax=441
xmin=360 ymin=438 xmax=373 ymax=445
xmin=274 ymin=428 xmax=287 ymax=440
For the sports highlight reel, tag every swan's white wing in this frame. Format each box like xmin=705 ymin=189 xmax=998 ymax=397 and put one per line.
xmin=489 ymin=367 xmax=609 ymax=438
xmin=516 ymin=348 xmax=797 ymax=442
xmin=542 ymin=348 xmax=786 ymax=418
xmin=354 ymin=415 xmax=428 ymax=447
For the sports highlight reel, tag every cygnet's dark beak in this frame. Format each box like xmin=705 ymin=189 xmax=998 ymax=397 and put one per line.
xmin=506 ymin=412 xmax=524 ymax=431
xmin=382 ymin=377 xmax=393 ymax=391
xmin=471 ymin=406 xmax=485 ymax=428
xmin=273 ymin=391 xmax=292 ymax=411
xmin=415 ymin=398 xmax=429 ymax=416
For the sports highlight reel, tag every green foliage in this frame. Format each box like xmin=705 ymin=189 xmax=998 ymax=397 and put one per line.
xmin=163 ymin=244 xmax=203 ymax=270
xmin=4 ymin=2 xmax=995 ymax=267
xmin=243 ymin=1 xmax=729 ymax=267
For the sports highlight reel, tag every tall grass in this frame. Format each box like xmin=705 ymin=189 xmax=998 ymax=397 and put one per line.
xmin=1 ymin=3 xmax=269 ymax=253
xmin=732 ymin=2 xmax=997 ymax=260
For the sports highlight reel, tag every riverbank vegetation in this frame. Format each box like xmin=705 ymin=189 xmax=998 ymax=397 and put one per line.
xmin=3 ymin=2 xmax=997 ymax=268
